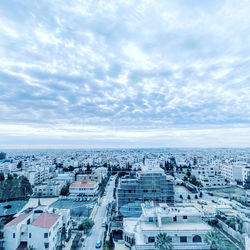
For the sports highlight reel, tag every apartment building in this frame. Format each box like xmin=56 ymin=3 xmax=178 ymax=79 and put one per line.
xmin=117 ymin=164 xmax=174 ymax=216
xmin=4 ymin=210 xmax=62 ymax=250
xmin=33 ymin=180 xmax=65 ymax=197
xmin=123 ymin=202 xmax=212 ymax=250
xmin=221 ymin=162 xmax=250 ymax=184
xmin=69 ymin=179 xmax=98 ymax=197
xmin=192 ymin=163 xmax=226 ymax=187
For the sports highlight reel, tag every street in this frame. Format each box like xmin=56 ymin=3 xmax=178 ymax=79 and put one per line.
xmin=82 ymin=176 xmax=116 ymax=249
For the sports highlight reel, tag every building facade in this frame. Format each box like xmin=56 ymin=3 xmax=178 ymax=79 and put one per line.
xmin=117 ymin=164 xmax=174 ymax=216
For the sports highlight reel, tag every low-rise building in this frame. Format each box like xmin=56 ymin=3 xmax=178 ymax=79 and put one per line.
xmin=4 ymin=210 xmax=62 ymax=250
xmin=69 ymin=179 xmax=98 ymax=197
xmin=123 ymin=202 xmax=212 ymax=250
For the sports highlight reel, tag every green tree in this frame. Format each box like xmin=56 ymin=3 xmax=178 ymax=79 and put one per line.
xmin=199 ymin=192 xmax=203 ymax=198
xmin=205 ymin=230 xmax=233 ymax=250
xmin=78 ymin=218 xmax=94 ymax=234
xmin=155 ymin=233 xmax=173 ymax=250
xmin=7 ymin=174 xmax=13 ymax=180
xmin=19 ymin=176 xmax=33 ymax=197
xmin=17 ymin=161 xmax=23 ymax=170
xmin=108 ymin=234 xmax=115 ymax=250
xmin=0 ymin=173 xmax=4 ymax=181
xmin=60 ymin=185 xmax=69 ymax=196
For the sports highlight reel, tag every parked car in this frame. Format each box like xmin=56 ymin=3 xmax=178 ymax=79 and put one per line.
xmin=95 ymin=240 xmax=102 ymax=248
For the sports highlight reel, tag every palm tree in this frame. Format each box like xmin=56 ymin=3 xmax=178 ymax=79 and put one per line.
xmin=155 ymin=233 xmax=173 ymax=250
xmin=205 ymin=230 xmax=231 ymax=250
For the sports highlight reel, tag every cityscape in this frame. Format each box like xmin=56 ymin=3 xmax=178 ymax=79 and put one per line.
xmin=0 ymin=0 xmax=250 ymax=250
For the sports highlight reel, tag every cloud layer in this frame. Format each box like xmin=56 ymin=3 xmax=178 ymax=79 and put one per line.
xmin=0 ymin=0 xmax=250 ymax=147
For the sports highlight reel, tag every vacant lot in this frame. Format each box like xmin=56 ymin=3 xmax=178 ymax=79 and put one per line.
xmin=206 ymin=186 xmax=245 ymax=199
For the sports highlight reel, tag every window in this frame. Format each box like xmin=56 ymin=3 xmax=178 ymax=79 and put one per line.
xmin=29 ymin=233 xmax=31 ymax=238
xmin=44 ymin=233 xmax=48 ymax=238
xmin=183 ymin=216 xmax=187 ymax=219
xmin=193 ymin=235 xmax=202 ymax=243
xmin=148 ymin=236 xmax=155 ymax=243
xmin=149 ymin=217 xmax=153 ymax=222
xmin=180 ymin=236 xmax=187 ymax=243
xmin=13 ymin=233 xmax=15 ymax=238
xmin=44 ymin=243 xmax=49 ymax=249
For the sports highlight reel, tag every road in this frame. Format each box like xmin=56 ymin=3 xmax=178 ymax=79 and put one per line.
xmin=82 ymin=176 xmax=116 ymax=249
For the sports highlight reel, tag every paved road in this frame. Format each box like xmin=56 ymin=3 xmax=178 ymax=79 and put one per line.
xmin=83 ymin=176 xmax=116 ymax=249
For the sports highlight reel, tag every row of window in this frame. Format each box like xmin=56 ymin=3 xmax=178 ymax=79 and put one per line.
xmin=148 ymin=215 xmax=187 ymax=222
xmin=14 ymin=232 xmax=50 ymax=239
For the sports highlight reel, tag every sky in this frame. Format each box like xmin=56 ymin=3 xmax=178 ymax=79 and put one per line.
xmin=0 ymin=0 xmax=250 ymax=149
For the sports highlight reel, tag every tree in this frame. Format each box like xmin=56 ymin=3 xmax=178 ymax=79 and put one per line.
xmin=205 ymin=230 xmax=231 ymax=250
xmin=108 ymin=234 xmax=115 ymax=250
xmin=7 ymin=174 xmax=13 ymax=180
xmin=60 ymin=185 xmax=69 ymax=196
xmin=179 ymin=195 xmax=183 ymax=199
xmin=19 ymin=176 xmax=33 ymax=197
xmin=0 ymin=172 xmax=4 ymax=181
xmin=78 ymin=218 xmax=94 ymax=234
xmin=17 ymin=161 xmax=23 ymax=170
xmin=199 ymin=192 xmax=203 ymax=198
xmin=186 ymin=170 xmax=191 ymax=178
xmin=187 ymin=195 xmax=191 ymax=200
xmin=155 ymin=233 xmax=173 ymax=250
xmin=195 ymin=194 xmax=198 ymax=199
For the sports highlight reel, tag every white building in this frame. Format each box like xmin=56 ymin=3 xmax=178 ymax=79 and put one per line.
xmin=69 ymin=179 xmax=98 ymax=197
xmin=123 ymin=202 xmax=212 ymax=250
xmin=221 ymin=162 xmax=250 ymax=184
xmin=33 ymin=180 xmax=65 ymax=197
xmin=192 ymin=163 xmax=226 ymax=187
xmin=4 ymin=211 xmax=62 ymax=250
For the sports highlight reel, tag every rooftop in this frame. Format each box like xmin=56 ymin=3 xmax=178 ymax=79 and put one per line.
xmin=31 ymin=213 xmax=60 ymax=228
xmin=5 ymin=212 xmax=31 ymax=228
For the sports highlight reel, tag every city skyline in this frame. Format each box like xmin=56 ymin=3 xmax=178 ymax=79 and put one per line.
xmin=0 ymin=0 xmax=250 ymax=148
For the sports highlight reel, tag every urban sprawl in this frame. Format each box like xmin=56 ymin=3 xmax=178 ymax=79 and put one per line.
xmin=0 ymin=148 xmax=249 ymax=250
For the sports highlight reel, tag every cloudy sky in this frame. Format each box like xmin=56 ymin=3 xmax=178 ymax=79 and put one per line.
xmin=0 ymin=0 xmax=250 ymax=148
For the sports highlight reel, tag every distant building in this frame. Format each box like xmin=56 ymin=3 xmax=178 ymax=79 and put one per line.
xmin=117 ymin=164 xmax=174 ymax=216
xmin=33 ymin=180 xmax=65 ymax=197
xmin=192 ymin=163 xmax=226 ymax=187
xmin=123 ymin=202 xmax=212 ymax=250
xmin=221 ymin=162 xmax=250 ymax=184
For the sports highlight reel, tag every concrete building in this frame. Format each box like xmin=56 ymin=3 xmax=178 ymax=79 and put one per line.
xmin=33 ymin=180 xmax=65 ymax=197
xmin=192 ymin=163 xmax=226 ymax=187
xmin=69 ymin=179 xmax=98 ymax=197
xmin=221 ymin=162 xmax=250 ymax=184
xmin=123 ymin=202 xmax=212 ymax=250
xmin=4 ymin=210 xmax=62 ymax=250
xmin=117 ymin=164 xmax=174 ymax=216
